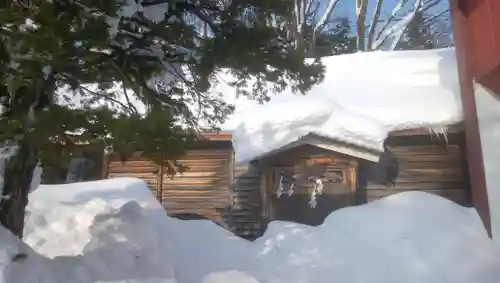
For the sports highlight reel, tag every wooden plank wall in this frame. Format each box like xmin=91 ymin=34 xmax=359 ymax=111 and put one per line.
xmin=105 ymin=126 xmax=472 ymax=240
xmin=361 ymin=129 xmax=472 ymax=206
xmin=231 ymin=163 xmax=263 ymax=239
xmin=105 ymin=148 xmax=234 ymax=229
xmin=107 ymin=158 xmax=160 ymax=199
xmin=161 ymin=149 xmax=233 ymax=227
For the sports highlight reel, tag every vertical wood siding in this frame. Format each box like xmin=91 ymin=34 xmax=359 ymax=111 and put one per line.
xmin=161 ymin=149 xmax=233 ymax=227
xmin=231 ymin=163 xmax=263 ymax=239
xmin=362 ymin=131 xmax=472 ymax=206
xmin=107 ymin=158 xmax=160 ymax=199
xmin=105 ymin=148 xmax=234 ymax=229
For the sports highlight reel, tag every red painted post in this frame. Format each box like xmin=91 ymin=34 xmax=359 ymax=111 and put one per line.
xmin=449 ymin=0 xmax=492 ymax=235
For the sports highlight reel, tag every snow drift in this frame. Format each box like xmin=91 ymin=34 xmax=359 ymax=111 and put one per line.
xmin=4 ymin=200 xmax=176 ymax=283
xmin=221 ymin=48 xmax=463 ymax=163
xmin=12 ymin=178 xmax=177 ymax=283
xmin=3 ymin=177 xmax=497 ymax=283
xmin=254 ymin=192 xmax=499 ymax=283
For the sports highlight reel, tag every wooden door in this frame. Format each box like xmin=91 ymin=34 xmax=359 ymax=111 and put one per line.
xmin=266 ymin=161 xmax=357 ymax=226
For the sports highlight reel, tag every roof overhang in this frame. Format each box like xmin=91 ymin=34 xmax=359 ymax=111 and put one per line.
xmin=251 ymin=133 xmax=382 ymax=165
xmin=199 ymin=131 xmax=234 ymax=141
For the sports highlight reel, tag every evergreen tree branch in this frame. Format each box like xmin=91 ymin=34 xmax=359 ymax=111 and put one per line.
xmin=109 ymin=59 xmax=141 ymax=115
xmin=74 ymin=81 xmax=138 ymax=115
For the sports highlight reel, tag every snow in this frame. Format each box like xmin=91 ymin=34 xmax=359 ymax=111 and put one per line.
xmin=54 ymin=37 xmax=461 ymax=164
xmin=221 ymin=48 xmax=463 ymax=163
xmin=1 ymin=177 xmax=498 ymax=283
xmin=10 ymin=178 xmax=177 ymax=283
xmin=231 ymin=96 xmax=387 ymax=163
xmin=24 ymin=178 xmax=169 ymax=257
xmin=253 ymin=193 xmax=498 ymax=283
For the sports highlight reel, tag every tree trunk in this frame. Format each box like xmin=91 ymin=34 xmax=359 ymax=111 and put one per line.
xmin=0 ymin=139 xmax=37 ymax=238
xmin=355 ymin=0 xmax=368 ymax=51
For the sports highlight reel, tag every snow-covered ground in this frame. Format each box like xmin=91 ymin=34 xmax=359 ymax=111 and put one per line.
xmin=1 ymin=178 xmax=499 ymax=283
xmin=4 ymin=178 xmax=176 ymax=283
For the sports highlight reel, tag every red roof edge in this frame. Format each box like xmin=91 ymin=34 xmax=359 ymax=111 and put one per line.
xmin=200 ymin=131 xmax=234 ymax=141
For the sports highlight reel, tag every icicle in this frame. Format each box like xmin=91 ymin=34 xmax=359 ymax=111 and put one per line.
xmin=428 ymin=126 xmax=449 ymax=143
xmin=276 ymin=174 xmax=284 ymax=198
xmin=315 ymin=178 xmax=324 ymax=195
xmin=309 ymin=189 xmax=317 ymax=208
xmin=287 ymin=183 xmax=295 ymax=196
xmin=287 ymin=173 xmax=296 ymax=196
xmin=309 ymin=177 xmax=324 ymax=208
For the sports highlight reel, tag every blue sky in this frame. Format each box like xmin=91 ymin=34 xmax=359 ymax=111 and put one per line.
xmin=308 ymin=0 xmax=454 ymax=48
xmin=330 ymin=0 xmax=449 ymax=17
xmin=317 ymin=0 xmax=451 ymax=27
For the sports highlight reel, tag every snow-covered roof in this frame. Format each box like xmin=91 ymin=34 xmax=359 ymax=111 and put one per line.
xmin=55 ymin=48 xmax=462 ymax=164
xmin=217 ymin=48 xmax=463 ymax=163
xmin=253 ymin=133 xmax=382 ymax=163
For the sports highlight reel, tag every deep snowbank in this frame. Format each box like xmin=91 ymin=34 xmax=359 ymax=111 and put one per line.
xmin=223 ymin=48 xmax=463 ymax=163
xmin=254 ymin=192 xmax=499 ymax=283
xmin=15 ymin=178 xmax=177 ymax=283
xmin=24 ymin=178 xmax=169 ymax=257
xmin=6 ymin=178 xmax=500 ymax=283
xmin=24 ymin=178 xmax=256 ymax=283
xmin=4 ymin=200 xmax=176 ymax=283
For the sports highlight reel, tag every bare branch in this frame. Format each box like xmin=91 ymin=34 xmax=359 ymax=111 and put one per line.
xmin=421 ymin=0 xmax=442 ymax=11
xmin=304 ymin=0 xmax=315 ymax=17
xmin=389 ymin=0 xmax=424 ymax=50
xmin=375 ymin=0 xmax=410 ymax=42
xmin=372 ymin=0 xmax=423 ymax=50
xmin=367 ymin=0 xmax=384 ymax=51
xmin=423 ymin=9 xmax=449 ymax=25
xmin=309 ymin=1 xmax=322 ymax=23
xmin=311 ymin=0 xmax=340 ymax=50
xmin=293 ymin=0 xmax=305 ymax=49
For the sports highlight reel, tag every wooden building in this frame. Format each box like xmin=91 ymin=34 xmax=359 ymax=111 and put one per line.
xmin=241 ymin=123 xmax=470 ymax=233
xmin=104 ymin=134 xmax=235 ymax=230
xmin=103 ymin=123 xmax=471 ymax=240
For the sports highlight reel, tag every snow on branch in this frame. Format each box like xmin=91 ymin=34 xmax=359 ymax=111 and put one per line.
xmin=311 ymin=0 xmax=340 ymax=51
xmin=366 ymin=0 xmax=384 ymax=51
xmin=371 ymin=0 xmax=424 ymax=51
